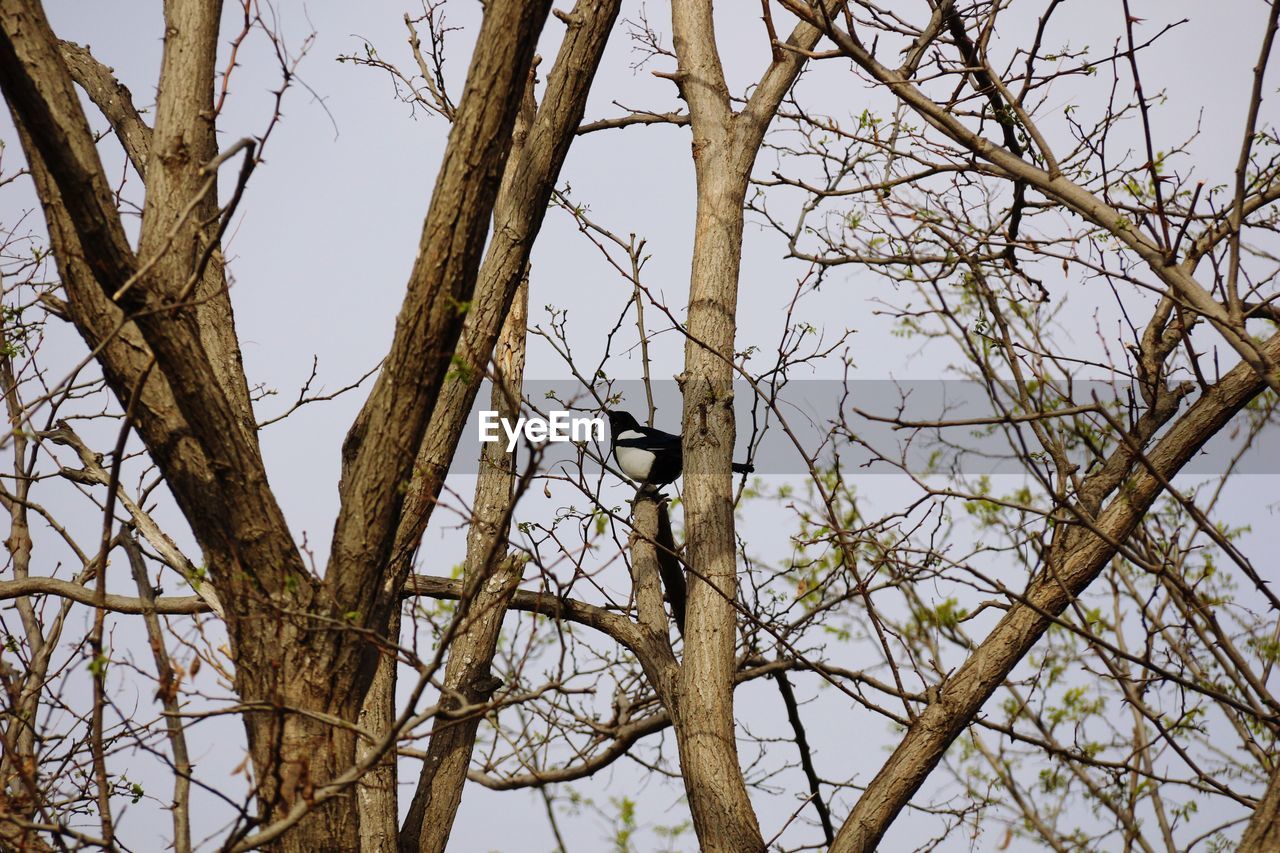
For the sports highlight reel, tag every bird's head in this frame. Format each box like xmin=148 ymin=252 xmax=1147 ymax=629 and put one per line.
xmin=604 ymin=409 xmax=641 ymax=435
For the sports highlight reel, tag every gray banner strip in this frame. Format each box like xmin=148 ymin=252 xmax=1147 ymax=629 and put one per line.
xmin=444 ymin=379 xmax=1278 ymax=476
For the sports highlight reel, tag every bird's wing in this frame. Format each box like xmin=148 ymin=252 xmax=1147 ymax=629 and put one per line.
xmin=636 ymin=426 xmax=681 ymax=449
xmin=615 ymin=426 xmax=681 ymax=451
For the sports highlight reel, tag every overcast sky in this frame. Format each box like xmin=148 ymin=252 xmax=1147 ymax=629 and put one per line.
xmin=4 ymin=1 xmax=1279 ymax=849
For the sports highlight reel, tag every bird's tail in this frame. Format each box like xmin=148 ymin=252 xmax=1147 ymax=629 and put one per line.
xmin=656 ymin=502 xmax=685 ymax=636
xmin=732 ymin=461 xmax=755 ymax=474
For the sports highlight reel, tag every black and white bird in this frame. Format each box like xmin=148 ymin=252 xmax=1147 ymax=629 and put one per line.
xmin=605 ymin=409 xmax=754 ymax=489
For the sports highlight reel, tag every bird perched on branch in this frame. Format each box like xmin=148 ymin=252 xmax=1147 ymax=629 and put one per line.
xmin=605 ymin=409 xmax=754 ymax=489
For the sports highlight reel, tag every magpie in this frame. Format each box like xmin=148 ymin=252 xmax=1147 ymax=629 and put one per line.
xmin=605 ymin=409 xmax=754 ymax=488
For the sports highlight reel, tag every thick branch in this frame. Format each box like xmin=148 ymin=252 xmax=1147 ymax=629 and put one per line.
xmin=578 ymin=109 xmax=689 ymax=134
xmin=404 ymin=575 xmax=645 ymax=652
xmin=1240 ymin=759 xmax=1280 ymax=852
xmin=830 ymin=330 xmax=1280 ymax=852
xmin=400 ymin=276 xmax=529 ymax=852
xmin=0 ymin=574 xmax=652 ymax=649
xmin=138 ymin=0 xmax=257 ymax=440
xmin=57 ymin=40 xmax=151 ymax=175
xmin=671 ymin=0 xmax=733 ymax=134
xmin=2 ymin=0 xmax=306 ymax=621
xmin=328 ymin=0 xmax=551 ymax=632
xmin=0 ymin=577 xmax=206 ymax=614
xmin=736 ymin=6 xmax=832 ymax=163
xmin=669 ymin=2 xmax=772 ymax=849
xmin=385 ymin=0 xmax=622 ymax=607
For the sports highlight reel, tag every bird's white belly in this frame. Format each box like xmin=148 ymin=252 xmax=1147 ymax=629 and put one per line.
xmin=615 ymin=446 xmax=655 ymax=481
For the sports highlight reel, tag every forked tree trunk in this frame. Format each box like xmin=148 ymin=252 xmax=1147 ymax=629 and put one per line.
xmin=667 ymin=2 xmax=826 ymax=848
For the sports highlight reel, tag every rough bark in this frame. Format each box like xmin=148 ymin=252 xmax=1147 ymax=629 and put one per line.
xmin=399 ymin=281 xmax=529 ymax=853
xmin=1239 ymin=758 xmax=1280 ymax=852
xmin=354 ymin=600 xmax=402 ymax=853
xmin=0 ymin=3 xmax=373 ymax=845
xmin=57 ymin=40 xmax=152 ymax=175
xmin=141 ymin=0 xmax=255 ymax=437
xmin=288 ymin=0 xmax=549 ymax=843
xmin=6 ymin=67 xmax=220 ymax=574
xmin=2 ymin=1 xmax=268 ymax=542
xmin=829 ymin=329 xmax=1280 ymax=852
xmin=626 ymin=493 xmax=683 ymax=707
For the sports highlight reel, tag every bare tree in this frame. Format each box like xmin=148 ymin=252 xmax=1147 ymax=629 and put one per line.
xmin=1 ymin=0 xmax=1278 ymax=851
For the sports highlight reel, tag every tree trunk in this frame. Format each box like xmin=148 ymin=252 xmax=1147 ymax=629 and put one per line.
xmin=674 ymin=148 xmax=763 ymax=852
xmin=356 ymin=603 xmax=402 ymax=853
xmin=1239 ymin=758 xmax=1280 ymax=853
xmin=666 ymin=2 xmax=828 ymax=848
